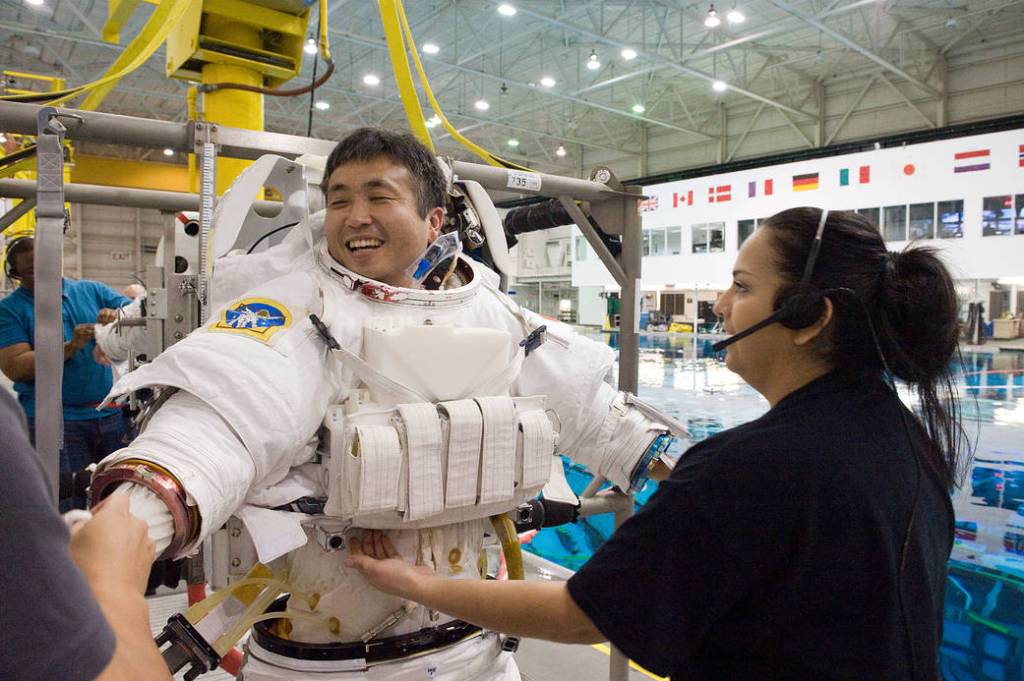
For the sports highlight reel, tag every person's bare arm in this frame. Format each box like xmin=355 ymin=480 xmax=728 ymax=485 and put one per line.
xmin=347 ymin=532 xmax=604 ymax=645
xmin=68 ymin=495 xmax=172 ymax=681
xmin=0 ymin=342 xmax=35 ymax=382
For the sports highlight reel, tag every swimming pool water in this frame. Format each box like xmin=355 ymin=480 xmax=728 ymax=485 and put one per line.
xmin=523 ymin=333 xmax=1024 ymax=680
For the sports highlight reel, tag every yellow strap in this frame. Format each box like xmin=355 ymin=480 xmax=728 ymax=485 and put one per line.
xmin=394 ymin=0 xmax=531 ymax=172
xmin=378 ymin=0 xmax=433 ymax=151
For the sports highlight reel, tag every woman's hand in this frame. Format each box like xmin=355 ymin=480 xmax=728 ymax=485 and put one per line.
xmin=345 ymin=530 xmax=434 ymax=600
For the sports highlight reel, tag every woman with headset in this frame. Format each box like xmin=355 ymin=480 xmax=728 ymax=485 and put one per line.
xmin=347 ymin=207 xmax=967 ymax=680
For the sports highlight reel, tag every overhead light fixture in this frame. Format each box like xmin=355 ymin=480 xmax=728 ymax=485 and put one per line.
xmin=712 ymin=80 xmax=728 ymax=92
xmin=363 ymin=73 xmax=380 ymax=86
xmin=497 ymin=3 xmax=516 ymax=16
xmin=314 ymin=100 xmax=330 ymax=110
xmin=555 ymin=145 xmax=567 ymax=157
xmin=945 ymin=16 xmax=958 ymax=29
xmin=304 ymin=37 xmax=318 ymax=55
xmin=704 ymin=4 xmax=721 ymax=27
xmin=422 ymin=42 xmax=440 ymax=54
xmin=162 ymin=148 xmax=174 ymax=157
xmin=727 ymin=7 xmax=745 ymax=23
xmin=474 ymin=99 xmax=490 ymax=111
xmin=425 ymin=115 xmax=442 ymax=128
xmin=631 ymin=103 xmax=646 ymax=114
xmin=540 ymin=76 xmax=556 ymax=88
xmin=25 ymin=0 xmax=45 ymax=6
xmin=586 ymin=50 xmax=601 ymax=70
xmin=507 ymin=138 xmax=520 ymax=147
xmin=621 ymin=47 xmax=638 ymax=60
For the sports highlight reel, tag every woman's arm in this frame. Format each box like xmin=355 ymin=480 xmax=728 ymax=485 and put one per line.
xmin=346 ymin=531 xmax=605 ymax=644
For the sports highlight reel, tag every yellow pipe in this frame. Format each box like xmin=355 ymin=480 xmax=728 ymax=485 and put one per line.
xmin=490 ymin=514 xmax=525 ymax=581
xmin=71 ymin=154 xmax=190 ymax=192
xmin=201 ymin=15 xmax=263 ymax=195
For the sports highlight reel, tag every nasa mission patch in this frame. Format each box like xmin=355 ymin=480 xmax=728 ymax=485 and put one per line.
xmin=209 ymin=297 xmax=292 ymax=342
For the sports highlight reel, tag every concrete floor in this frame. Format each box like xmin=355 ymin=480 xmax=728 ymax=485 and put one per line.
xmin=146 ymin=551 xmax=660 ymax=681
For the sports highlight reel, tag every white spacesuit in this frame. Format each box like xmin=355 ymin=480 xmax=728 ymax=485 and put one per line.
xmin=91 ymin=154 xmax=675 ymax=680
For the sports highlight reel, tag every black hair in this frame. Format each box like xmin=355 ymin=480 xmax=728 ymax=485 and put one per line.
xmin=320 ymin=127 xmax=447 ymax=218
xmin=5 ymin=236 xmax=33 ymax=279
xmin=762 ymin=207 xmax=968 ymax=490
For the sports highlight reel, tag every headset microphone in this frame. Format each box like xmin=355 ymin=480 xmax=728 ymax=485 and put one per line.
xmin=711 ymin=208 xmax=830 ymax=354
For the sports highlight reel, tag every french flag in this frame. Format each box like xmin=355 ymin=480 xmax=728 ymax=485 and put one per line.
xmin=954 ymin=149 xmax=990 ymax=173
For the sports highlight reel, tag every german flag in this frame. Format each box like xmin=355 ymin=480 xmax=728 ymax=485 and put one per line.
xmin=792 ymin=172 xmax=819 ymax=192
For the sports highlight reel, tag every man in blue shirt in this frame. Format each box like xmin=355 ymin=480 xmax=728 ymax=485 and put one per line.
xmin=0 ymin=237 xmax=132 ymax=509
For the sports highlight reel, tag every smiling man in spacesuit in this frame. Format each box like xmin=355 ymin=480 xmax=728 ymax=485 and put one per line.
xmin=90 ymin=128 xmax=675 ymax=680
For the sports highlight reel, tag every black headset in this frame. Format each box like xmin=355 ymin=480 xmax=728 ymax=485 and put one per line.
xmin=711 ymin=208 xmax=831 ymax=352
xmin=3 ymin=236 xmax=33 ymax=281
xmin=712 ymin=208 xmax=924 ymax=678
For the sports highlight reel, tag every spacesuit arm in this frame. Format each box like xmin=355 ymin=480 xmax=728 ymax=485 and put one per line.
xmin=94 ymin=296 xmax=146 ymax=362
xmin=514 ymin=314 xmax=682 ymax=491
xmin=91 ymin=391 xmax=256 ymax=560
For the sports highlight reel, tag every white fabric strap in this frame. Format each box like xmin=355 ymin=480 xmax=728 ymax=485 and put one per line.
xmin=439 ymin=400 xmax=483 ymax=509
xmin=476 ymin=396 xmax=517 ymax=505
xmin=354 ymin=425 xmax=403 ymax=514
xmin=331 ymin=345 xmax=430 ymax=404
xmin=518 ymin=410 xmax=554 ymax=490
xmin=463 ymin=344 xmax=525 ymax=397
xmin=398 ymin=404 xmax=445 ymax=521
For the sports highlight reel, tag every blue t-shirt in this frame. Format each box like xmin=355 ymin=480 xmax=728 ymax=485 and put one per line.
xmin=0 ymin=279 xmax=130 ymax=420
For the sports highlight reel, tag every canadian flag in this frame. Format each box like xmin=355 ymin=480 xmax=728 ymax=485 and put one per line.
xmin=672 ymin=190 xmax=694 ymax=208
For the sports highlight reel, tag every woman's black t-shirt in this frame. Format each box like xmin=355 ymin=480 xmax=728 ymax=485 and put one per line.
xmin=567 ymin=370 xmax=954 ymax=680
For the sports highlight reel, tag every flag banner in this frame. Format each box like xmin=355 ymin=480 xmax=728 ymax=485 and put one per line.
xmin=672 ymin=190 xmax=694 ymax=208
xmin=792 ymin=172 xmax=819 ymax=192
xmin=708 ymin=184 xmax=732 ymax=203
xmin=859 ymin=165 xmax=871 ymax=183
xmin=638 ymin=196 xmax=659 ymax=213
xmin=1018 ymin=144 xmax=1023 ymax=168
xmin=748 ymin=179 xmax=773 ymax=197
xmin=954 ymin=149 xmax=990 ymax=173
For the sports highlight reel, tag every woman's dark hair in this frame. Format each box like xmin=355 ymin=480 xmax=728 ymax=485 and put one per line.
xmin=320 ymin=127 xmax=447 ymax=218
xmin=761 ymin=207 xmax=968 ymax=490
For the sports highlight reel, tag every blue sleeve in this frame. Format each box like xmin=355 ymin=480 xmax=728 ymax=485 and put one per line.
xmin=0 ymin=301 xmax=30 ymax=348
xmin=95 ymin=282 xmax=130 ymax=309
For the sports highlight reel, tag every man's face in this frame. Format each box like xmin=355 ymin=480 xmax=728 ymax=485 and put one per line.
xmin=322 ymin=157 xmax=442 ymax=288
xmin=11 ymin=245 xmax=33 ymax=292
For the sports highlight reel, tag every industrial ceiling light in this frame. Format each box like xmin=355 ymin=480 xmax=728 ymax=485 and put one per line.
xmin=314 ymin=100 xmax=330 ymax=110
xmin=586 ymin=50 xmax=601 ymax=70
xmin=497 ymin=4 xmax=516 ymax=16
xmin=474 ymin=99 xmax=490 ymax=111
xmin=363 ymin=73 xmax=380 ymax=86
xmin=620 ymin=47 xmax=638 ymax=60
xmin=726 ymin=6 xmax=745 ymax=23
xmin=540 ymin=76 xmax=556 ymax=88
xmin=507 ymin=138 xmax=520 ymax=147
xmin=555 ymin=145 xmax=567 ymax=157
xmin=25 ymin=0 xmax=45 ymax=6
xmin=712 ymin=80 xmax=728 ymax=92
xmin=304 ymin=37 xmax=317 ymax=55
xmin=704 ymin=4 xmax=721 ymax=28
xmin=422 ymin=42 xmax=440 ymax=54
xmin=425 ymin=115 xmax=441 ymax=128
xmin=631 ymin=103 xmax=646 ymax=114
xmin=162 ymin=148 xmax=174 ymax=157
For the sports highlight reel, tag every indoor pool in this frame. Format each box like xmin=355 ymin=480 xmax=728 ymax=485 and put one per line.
xmin=523 ymin=332 xmax=1024 ymax=681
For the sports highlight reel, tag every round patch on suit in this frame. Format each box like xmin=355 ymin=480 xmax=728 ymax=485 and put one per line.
xmin=211 ymin=297 xmax=292 ymax=342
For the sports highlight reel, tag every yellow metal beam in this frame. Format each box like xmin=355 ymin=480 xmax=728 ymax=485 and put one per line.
xmin=0 ymin=155 xmax=36 ymax=181
xmin=204 ymin=0 xmax=306 ymax=37
xmin=102 ymin=0 xmax=144 ymax=44
xmin=70 ymin=155 xmax=190 ymax=193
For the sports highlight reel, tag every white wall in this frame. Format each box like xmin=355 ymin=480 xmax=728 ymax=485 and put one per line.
xmin=574 ymin=127 xmax=1024 ymax=290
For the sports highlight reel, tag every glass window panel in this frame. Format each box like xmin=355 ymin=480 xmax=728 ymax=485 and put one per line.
xmin=982 ymin=195 xmax=1014 ymax=236
xmin=641 ymin=230 xmax=651 ymax=257
xmin=883 ymin=205 xmax=907 ymax=241
xmin=738 ymin=219 xmax=756 ymax=247
xmin=692 ymin=224 xmax=708 ymax=253
xmin=649 ymin=228 xmax=667 ymax=256
xmin=574 ymin=236 xmax=588 ymax=261
xmin=909 ymin=203 xmax=935 ymax=240
xmin=856 ymin=208 xmax=880 ymax=229
xmin=709 ymin=222 xmax=725 ymax=252
xmin=1016 ymin=195 xmax=1024 ymax=235
xmin=937 ymin=200 xmax=964 ymax=239
xmin=666 ymin=226 xmax=682 ymax=255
